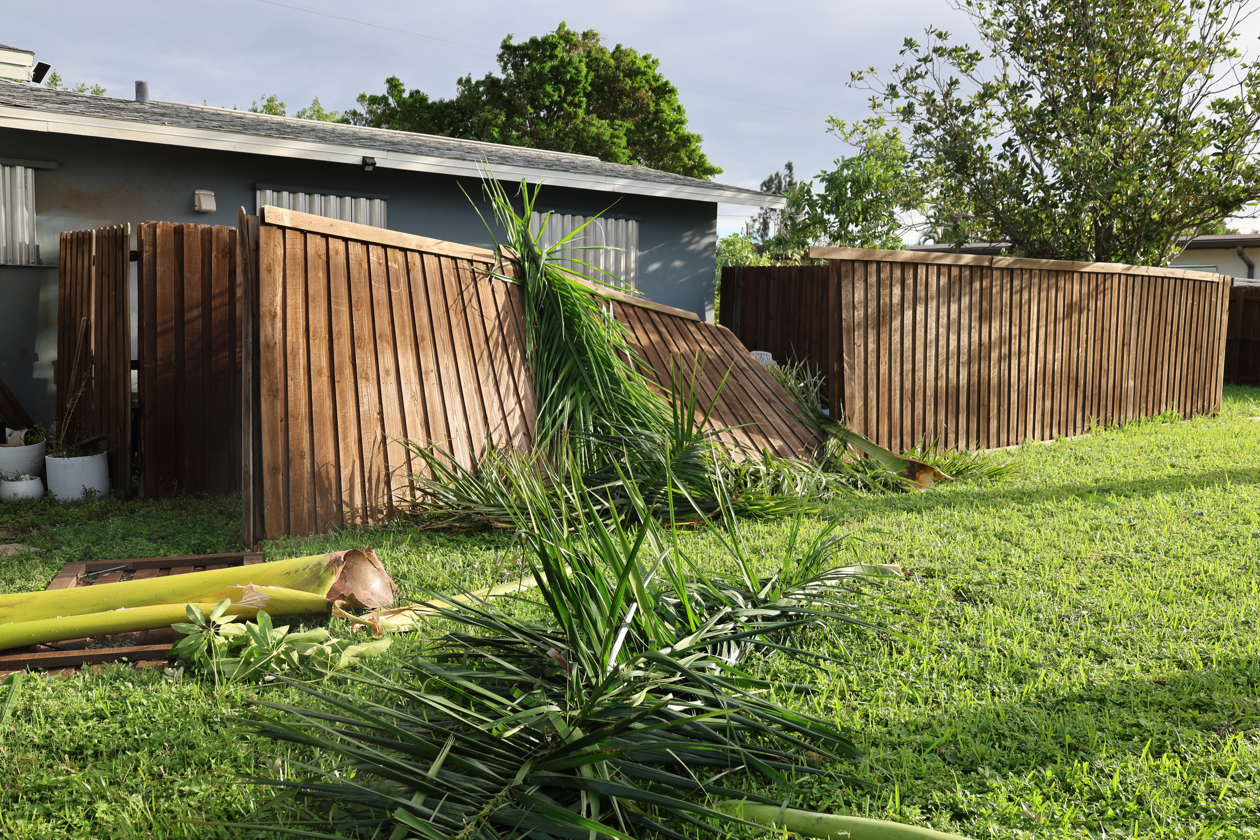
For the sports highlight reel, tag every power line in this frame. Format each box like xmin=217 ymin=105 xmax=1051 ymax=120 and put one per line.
xmin=256 ymin=0 xmax=495 ymax=58
xmin=257 ymin=0 xmax=832 ymax=119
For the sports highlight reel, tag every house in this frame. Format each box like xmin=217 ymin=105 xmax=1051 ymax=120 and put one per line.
xmin=1167 ymin=233 xmax=1260 ymax=283
xmin=0 ymin=74 xmax=782 ymax=423
xmin=910 ymin=235 xmax=1260 ymax=284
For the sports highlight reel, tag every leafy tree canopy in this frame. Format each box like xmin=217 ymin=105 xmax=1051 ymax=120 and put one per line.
xmin=850 ymin=0 xmax=1260 ymax=265
xmin=343 ymin=23 xmax=721 ymax=179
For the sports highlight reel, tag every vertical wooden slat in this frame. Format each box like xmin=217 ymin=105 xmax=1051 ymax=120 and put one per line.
xmin=209 ymin=226 xmax=233 ymax=495
xmin=350 ymin=242 xmax=388 ymax=517
xmin=328 ymin=237 xmax=366 ymax=525
xmin=257 ymin=224 xmax=287 ymax=539
xmin=306 ymin=234 xmax=342 ymax=532
xmin=182 ymin=226 xmax=204 ymax=494
xmin=237 ymin=210 xmax=259 ymax=546
xmin=155 ymin=223 xmax=179 ymax=497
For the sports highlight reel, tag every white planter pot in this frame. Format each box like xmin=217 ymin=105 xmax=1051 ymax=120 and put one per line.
xmin=0 ymin=433 xmax=45 ymax=479
xmin=0 ymin=474 xmax=44 ymax=502
xmin=45 ymin=452 xmax=110 ymax=502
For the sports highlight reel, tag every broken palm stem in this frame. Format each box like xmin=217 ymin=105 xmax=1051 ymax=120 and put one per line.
xmin=0 ymin=586 xmax=333 ymax=652
xmin=0 ymin=549 xmax=395 ymax=627
xmin=717 ymin=801 xmax=972 ymax=840
xmin=827 ymin=422 xmax=949 ymax=489
xmin=335 ymin=574 xmax=538 ymax=636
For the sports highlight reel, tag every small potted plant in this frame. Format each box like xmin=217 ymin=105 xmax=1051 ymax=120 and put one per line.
xmin=43 ymin=378 xmax=110 ymax=503
xmin=44 ymin=430 xmax=109 ymax=503
xmin=0 ymin=425 xmax=47 ymax=481
xmin=0 ymin=472 xmax=44 ymax=502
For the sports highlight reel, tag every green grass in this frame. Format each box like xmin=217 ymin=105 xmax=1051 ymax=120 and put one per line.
xmin=2 ymin=387 xmax=1259 ymax=838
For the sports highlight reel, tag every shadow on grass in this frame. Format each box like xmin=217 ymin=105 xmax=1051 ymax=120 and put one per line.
xmin=817 ymin=656 xmax=1260 ymax=833
xmin=830 ymin=466 xmax=1260 ymax=525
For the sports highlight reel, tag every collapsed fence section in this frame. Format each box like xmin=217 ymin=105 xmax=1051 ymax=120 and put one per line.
xmin=722 ymin=250 xmax=1231 ymax=452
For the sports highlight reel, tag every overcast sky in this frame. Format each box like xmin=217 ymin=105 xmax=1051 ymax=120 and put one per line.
xmin=8 ymin=1 xmax=1259 ymax=236
xmin=4 ymin=0 xmax=985 ymax=235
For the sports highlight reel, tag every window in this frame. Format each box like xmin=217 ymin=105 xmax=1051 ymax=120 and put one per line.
xmin=256 ymin=187 xmax=387 ymax=229
xmin=530 ymin=212 xmax=639 ymax=290
xmin=0 ymin=165 xmax=37 ymax=265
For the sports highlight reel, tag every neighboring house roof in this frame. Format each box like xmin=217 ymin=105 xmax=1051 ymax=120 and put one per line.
xmin=1176 ymin=233 xmax=1260 ymax=249
xmin=0 ymin=80 xmax=784 ymax=208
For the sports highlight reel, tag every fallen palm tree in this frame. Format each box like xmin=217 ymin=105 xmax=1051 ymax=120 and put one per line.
xmin=0 ymin=549 xmax=396 ymax=654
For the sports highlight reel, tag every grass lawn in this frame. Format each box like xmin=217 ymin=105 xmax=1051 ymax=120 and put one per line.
xmin=1 ymin=386 xmax=1258 ymax=839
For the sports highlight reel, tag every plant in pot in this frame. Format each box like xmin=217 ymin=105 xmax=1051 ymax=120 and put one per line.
xmin=0 ymin=425 xmax=47 ymax=481
xmin=44 ymin=379 xmax=110 ymax=503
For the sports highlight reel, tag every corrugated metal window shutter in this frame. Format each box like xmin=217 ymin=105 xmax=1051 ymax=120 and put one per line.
xmin=530 ymin=212 xmax=639 ymax=290
xmin=0 ymin=165 xmax=38 ymax=266
xmin=256 ymin=189 xmax=387 ymax=229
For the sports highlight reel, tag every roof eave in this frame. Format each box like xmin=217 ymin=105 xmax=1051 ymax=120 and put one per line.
xmin=0 ymin=103 xmax=779 ymax=207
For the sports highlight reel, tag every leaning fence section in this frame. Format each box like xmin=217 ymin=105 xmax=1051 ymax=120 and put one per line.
xmin=243 ymin=208 xmax=821 ymax=542
xmin=247 ymin=207 xmax=535 ymax=540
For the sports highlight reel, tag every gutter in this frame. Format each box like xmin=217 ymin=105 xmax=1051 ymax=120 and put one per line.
xmin=0 ymin=104 xmax=786 ymax=209
xmin=1237 ymin=245 xmax=1254 ymax=279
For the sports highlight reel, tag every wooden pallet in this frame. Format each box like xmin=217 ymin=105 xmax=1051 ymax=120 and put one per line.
xmin=0 ymin=552 xmax=263 ymax=673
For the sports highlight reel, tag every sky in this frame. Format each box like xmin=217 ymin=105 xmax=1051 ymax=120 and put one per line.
xmin=3 ymin=0 xmax=981 ymax=236
xmin=8 ymin=0 xmax=1260 ymax=237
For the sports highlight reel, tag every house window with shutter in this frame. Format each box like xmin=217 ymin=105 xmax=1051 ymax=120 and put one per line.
xmin=256 ymin=187 xmax=388 ymax=229
xmin=0 ymin=165 xmax=38 ymax=265
xmin=530 ymin=212 xmax=639 ymax=290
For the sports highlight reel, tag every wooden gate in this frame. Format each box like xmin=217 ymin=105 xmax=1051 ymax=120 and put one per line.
xmin=136 ymin=222 xmax=240 ymax=498
xmin=55 ymin=225 xmax=131 ymax=492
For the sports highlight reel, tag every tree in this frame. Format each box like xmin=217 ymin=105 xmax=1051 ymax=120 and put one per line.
xmin=851 ymin=0 xmax=1260 ymax=265
xmin=782 ymin=125 xmax=923 ymax=256
xmin=344 ymin=23 xmax=721 ymax=179
xmin=295 ymin=96 xmax=340 ymax=122
xmin=249 ymin=94 xmax=286 ymax=116
xmin=743 ymin=162 xmax=800 ymax=244
xmin=43 ymin=71 xmax=104 ymax=96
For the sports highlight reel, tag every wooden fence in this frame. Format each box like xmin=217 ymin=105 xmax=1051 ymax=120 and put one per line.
xmin=55 ymin=225 xmax=131 ymax=491
xmin=136 ymin=222 xmax=241 ymax=498
xmin=721 ymin=249 xmax=1231 ymax=452
xmin=1225 ymin=284 xmax=1260 ymax=385
xmin=719 ymin=265 xmax=837 ymax=411
xmin=244 ymin=207 xmax=818 ymax=540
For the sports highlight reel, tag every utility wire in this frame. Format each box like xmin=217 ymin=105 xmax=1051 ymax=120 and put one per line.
xmin=257 ymin=0 xmax=830 ymax=119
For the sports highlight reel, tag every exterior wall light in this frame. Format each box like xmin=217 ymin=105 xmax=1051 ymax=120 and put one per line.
xmin=362 ymin=156 xmax=376 ymax=172
xmin=193 ymin=190 xmax=216 ymax=213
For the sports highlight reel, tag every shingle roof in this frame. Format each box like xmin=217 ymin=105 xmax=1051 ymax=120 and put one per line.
xmin=0 ymin=80 xmax=779 ymax=206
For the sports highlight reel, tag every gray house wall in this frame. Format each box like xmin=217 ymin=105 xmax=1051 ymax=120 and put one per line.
xmin=0 ymin=128 xmax=717 ymax=426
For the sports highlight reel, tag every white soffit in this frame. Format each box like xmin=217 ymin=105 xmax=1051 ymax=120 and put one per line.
xmin=0 ymin=104 xmax=786 ymax=209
